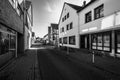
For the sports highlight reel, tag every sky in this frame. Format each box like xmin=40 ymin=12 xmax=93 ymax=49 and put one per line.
xmin=19 ymin=0 xmax=91 ymax=38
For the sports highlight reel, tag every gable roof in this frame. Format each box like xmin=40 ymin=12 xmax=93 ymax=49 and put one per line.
xmin=66 ymin=2 xmax=82 ymax=10
xmin=58 ymin=2 xmax=82 ymax=26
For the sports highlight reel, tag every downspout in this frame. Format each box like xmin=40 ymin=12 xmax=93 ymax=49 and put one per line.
xmin=77 ymin=12 xmax=80 ymax=49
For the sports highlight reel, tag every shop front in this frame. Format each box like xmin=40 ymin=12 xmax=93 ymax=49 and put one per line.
xmin=0 ymin=24 xmax=17 ymax=67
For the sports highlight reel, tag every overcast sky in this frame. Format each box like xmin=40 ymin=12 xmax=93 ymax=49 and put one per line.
xmin=19 ymin=0 xmax=90 ymax=37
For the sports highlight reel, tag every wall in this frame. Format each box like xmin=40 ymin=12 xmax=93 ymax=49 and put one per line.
xmin=0 ymin=0 xmax=23 ymax=34
xmin=59 ymin=4 xmax=79 ymax=48
xmin=78 ymin=0 xmax=120 ymax=34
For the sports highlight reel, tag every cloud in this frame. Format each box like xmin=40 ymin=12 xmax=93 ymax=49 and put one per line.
xmin=45 ymin=1 xmax=53 ymax=12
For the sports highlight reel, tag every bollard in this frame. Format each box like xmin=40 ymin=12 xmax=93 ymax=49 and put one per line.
xmin=67 ymin=47 xmax=69 ymax=55
xmin=92 ymin=51 xmax=95 ymax=63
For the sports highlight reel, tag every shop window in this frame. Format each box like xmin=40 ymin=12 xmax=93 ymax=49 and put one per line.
xmin=91 ymin=32 xmax=111 ymax=51
xmin=117 ymin=33 xmax=120 ymax=53
xmin=0 ymin=26 xmax=16 ymax=55
xmin=92 ymin=34 xmax=97 ymax=49
xmin=97 ymin=35 xmax=103 ymax=50
xmin=103 ymin=34 xmax=110 ymax=51
xmin=69 ymin=36 xmax=75 ymax=45
xmin=63 ymin=37 xmax=67 ymax=44
xmin=85 ymin=11 xmax=92 ymax=23
xmin=94 ymin=4 xmax=104 ymax=19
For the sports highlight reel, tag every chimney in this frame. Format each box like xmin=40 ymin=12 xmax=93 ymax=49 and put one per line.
xmin=83 ymin=1 xmax=86 ymax=7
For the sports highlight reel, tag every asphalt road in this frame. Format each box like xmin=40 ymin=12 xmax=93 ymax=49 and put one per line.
xmin=37 ymin=48 xmax=119 ymax=80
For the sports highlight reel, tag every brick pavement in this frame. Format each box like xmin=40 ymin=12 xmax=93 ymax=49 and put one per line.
xmin=65 ymin=49 xmax=120 ymax=77
xmin=0 ymin=49 xmax=40 ymax=80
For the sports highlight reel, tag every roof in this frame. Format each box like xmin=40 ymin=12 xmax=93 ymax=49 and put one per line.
xmin=58 ymin=2 xmax=82 ymax=26
xmin=77 ymin=0 xmax=97 ymax=13
xmin=65 ymin=2 xmax=82 ymax=10
xmin=51 ymin=23 xmax=58 ymax=29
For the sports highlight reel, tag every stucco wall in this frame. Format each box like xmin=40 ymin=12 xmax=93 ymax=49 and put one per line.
xmin=78 ymin=0 xmax=120 ymax=34
xmin=0 ymin=0 xmax=23 ymax=34
xmin=59 ymin=4 xmax=79 ymax=48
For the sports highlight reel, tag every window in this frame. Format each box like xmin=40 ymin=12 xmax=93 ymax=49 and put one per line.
xmin=0 ymin=25 xmax=16 ymax=55
xmin=91 ymin=32 xmax=111 ymax=51
xmin=97 ymin=34 xmax=103 ymax=50
xmin=65 ymin=15 xmax=66 ymax=20
xmin=92 ymin=34 xmax=97 ymax=49
xmin=103 ymin=34 xmax=110 ymax=51
xmin=62 ymin=27 xmax=64 ymax=32
xmin=62 ymin=18 xmax=64 ymax=22
xmin=63 ymin=37 xmax=67 ymax=44
xmin=67 ymin=13 xmax=69 ymax=18
xmin=66 ymin=24 xmax=69 ymax=30
xmin=69 ymin=36 xmax=75 ymax=45
xmin=94 ymin=4 xmax=104 ymax=19
xmin=85 ymin=11 xmax=92 ymax=23
xmin=59 ymin=38 xmax=62 ymax=43
xmin=70 ymin=22 xmax=73 ymax=29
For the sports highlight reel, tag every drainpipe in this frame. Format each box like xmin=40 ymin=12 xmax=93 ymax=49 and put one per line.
xmin=77 ymin=12 xmax=80 ymax=49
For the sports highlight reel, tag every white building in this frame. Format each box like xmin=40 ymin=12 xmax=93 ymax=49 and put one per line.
xmin=78 ymin=0 xmax=120 ymax=57
xmin=58 ymin=2 xmax=82 ymax=49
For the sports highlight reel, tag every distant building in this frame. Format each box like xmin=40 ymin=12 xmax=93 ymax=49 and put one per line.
xmin=43 ymin=34 xmax=49 ymax=44
xmin=48 ymin=23 xmax=58 ymax=46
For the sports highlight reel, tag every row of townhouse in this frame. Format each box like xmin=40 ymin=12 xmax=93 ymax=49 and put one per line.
xmin=59 ymin=0 xmax=120 ymax=58
xmin=0 ymin=0 xmax=33 ymax=68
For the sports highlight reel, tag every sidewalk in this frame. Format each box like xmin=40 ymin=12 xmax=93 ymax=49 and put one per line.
xmin=67 ymin=49 xmax=120 ymax=76
xmin=0 ymin=49 xmax=40 ymax=80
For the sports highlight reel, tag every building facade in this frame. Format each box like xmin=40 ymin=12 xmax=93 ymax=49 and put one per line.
xmin=58 ymin=2 xmax=82 ymax=49
xmin=0 ymin=0 xmax=24 ymax=67
xmin=78 ymin=0 xmax=120 ymax=57
xmin=48 ymin=23 xmax=58 ymax=46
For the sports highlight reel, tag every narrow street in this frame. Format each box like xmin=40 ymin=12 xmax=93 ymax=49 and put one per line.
xmin=37 ymin=47 xmax=120 ymax=80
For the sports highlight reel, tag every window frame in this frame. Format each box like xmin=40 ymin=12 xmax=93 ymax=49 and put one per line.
xmin=85 ymin=11 xmax=92 ymax=23
xmin=69 ymin=36 xmax=75 ymax=45
xmin=70 ymin=22 xmax=73 ymax=29
xmin=94 ymin=4 xmax=104 ymax=20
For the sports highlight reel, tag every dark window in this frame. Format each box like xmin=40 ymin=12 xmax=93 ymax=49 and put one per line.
xmin=69 ymin=36 xmax=75 ymax=45
xmin=94 ymin=4 xmax=104 ymax=19
xmin=66 ymin=24 xmax=69 ymax=30
xmin=62 ymin=18 xmax=64 ymax=22
xmin=59 ymin=38 xmax=62 ymax=43
xmin=67 ymin=13 xmax=69 ymax=18
xmin=63 ymin=37 xmax=67 ymax=44
xmin=70 ymin=22 xmax=73 ymax=29
xmin=65 ymin=15 xmax=66 ymax=20
xmin=85 ymin=11 xmax=92 ymax=23
xmin=62 ymin=27 xmax=64 ymax=32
